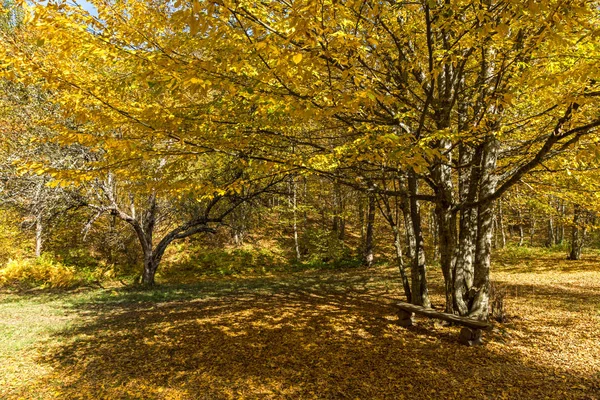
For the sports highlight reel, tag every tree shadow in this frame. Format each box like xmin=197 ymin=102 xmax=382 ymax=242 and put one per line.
xmin=25 ymin=270 xmax=598 ymax=400
xmin=494 ymin=252 xmax=600 ymax=274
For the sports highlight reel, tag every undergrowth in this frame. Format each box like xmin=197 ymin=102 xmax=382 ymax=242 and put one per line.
xmin=0 ymin=254 xmax=102 ymax=289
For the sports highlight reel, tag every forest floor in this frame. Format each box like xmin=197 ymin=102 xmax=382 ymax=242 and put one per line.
xmin=1 ymin=248 xmax=599 ymax=399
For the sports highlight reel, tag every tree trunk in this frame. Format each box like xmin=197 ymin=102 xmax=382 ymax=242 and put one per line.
xmin=332 ymin=181 xmax=345 ymax=241
xmin=568 ymin=204 xmax=585 ymax=260
xmin=35 ymin=213 xmax=43 ymax=257
xmin=498 ymin=200 xmax=506 ymax=249
xmin=436 ymin=202 xmax=456 ymax=313
xmin=546 ymin=215 xmax=555 ymax=247
xmin=558 ymin=200 xmax=566 ymax=244
xmin=454 ymin=144 xmax=481 ymax=316
xmin=529 ymin=214 xmax=536 ymax=247
xmin=469 ymin=138 xmax=499 ymax=320
xmin=378 ymin=188 xmax=412 ymax=302
xmin=290 ymin=176 xmax=301 ymax=261
xmin=431 ymin=209 xmax=440 ymax=262
xmin=517 ymin=209 xmax=524 ymax=246
xmin=363 ymin=192 xmax=375 ymax=267
xmin=402 ymin=199 xmax=416 ymax=263
xmin=232 ymin=204 xmax=246 ymax=246
xmin=492 ymin=214 xmax=498 ymax=250
xmin=393 ymin=223 xmax=411 ymax=302
xmin=141 ymin=249 xmax=158 ymax=286
xmin=359 ymin=195 xmax=365 ymax=245
xmin=408 ymin=172 xmax=430 ymax=307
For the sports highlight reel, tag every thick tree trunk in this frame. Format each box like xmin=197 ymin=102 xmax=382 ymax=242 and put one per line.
xmin=454 ymin=144 xmax=481 ymax=316
xmin=363 ymin=192 xmax=375 ymax=267
xmin=432 ymin=122 xmax=455 ymax=312
xmin=141 ymin=250 xmax=158 ymax=286
xmin=436 ymin=203 xmax=456 ymax=313
xmin=469 ymin=138 xmax=499 ymax=320
xmin=408 ymin=172 xmax=430 ymax=307
xmin=433 ymin=144 xmax=457 ymax=312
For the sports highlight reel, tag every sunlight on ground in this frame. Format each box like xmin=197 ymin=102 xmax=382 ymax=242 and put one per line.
xmin=0 ymin=250 xmax=598 ymax=399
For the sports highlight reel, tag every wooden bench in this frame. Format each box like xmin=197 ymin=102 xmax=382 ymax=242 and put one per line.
xmin=396 ymin=301 xmax=492 ymax=346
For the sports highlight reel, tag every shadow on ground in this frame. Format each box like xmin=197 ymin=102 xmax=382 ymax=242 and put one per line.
xmin=22 ymin=267 xmax=597 ymax=400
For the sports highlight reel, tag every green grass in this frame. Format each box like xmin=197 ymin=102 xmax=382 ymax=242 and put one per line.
xmin=0 ymin=293 xmax=72 ymax=398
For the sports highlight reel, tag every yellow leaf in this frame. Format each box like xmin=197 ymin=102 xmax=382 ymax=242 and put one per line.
xmin=292 ymin=53 xmax=303 ymax=64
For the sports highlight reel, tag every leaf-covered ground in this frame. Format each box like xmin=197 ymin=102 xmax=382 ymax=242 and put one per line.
xmin=1 ymin=249 xmax=599 ymax=399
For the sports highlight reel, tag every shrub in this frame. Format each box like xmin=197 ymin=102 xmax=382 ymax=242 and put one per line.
xmin=0 ymin=209 xmax=28 ymax=264
xmin=0 ymin=254 xmax=86 ymax=289
xmin=299 ymin=227 xmax=353 ymax=266
xmin=159 ymin=244 xmax=284 ymax=282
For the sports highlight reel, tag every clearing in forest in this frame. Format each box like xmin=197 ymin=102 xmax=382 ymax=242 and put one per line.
xmin=1 ymin=249 xmax=599 ymax=400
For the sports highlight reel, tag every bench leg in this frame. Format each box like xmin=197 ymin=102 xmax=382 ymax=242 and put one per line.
xmin=459 ymin=328 xmax=483 ymax=346
xmin=398 ymin=309 xmax=414 ymax=327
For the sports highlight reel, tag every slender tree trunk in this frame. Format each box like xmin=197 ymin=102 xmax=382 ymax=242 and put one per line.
xmin=291 ymin=176 xmax=301 ymax=261
xmin=568 ymin=204 xmax=585 ymax=260
xmin=492 ymin=214 xmax=498 ymax=250
xmin=359 ymin=195 xmax=365 ymax=245
xmin=518 ymin=209 xmax=524 ymax=246
xmin=558 ymin=201 xmax=566 ymax=244
xmin=377 ymin=186 xmax=412 ymax=302
xmin=431 ymin=209 xmax=440 ymax=262
xmin=529 ymin=214 xmax=536 ymax=247
xmin=498 ymin=199 xmax=506 ymax=249
xmin=332 ymin=181 xmax=345 ymax=241
xmin=546 ymin=216 xmax=555 ymax=247
xmin=402 ymin=198 xmax=416 ymax=266
xmin=232 ymin=205 xmax=246 ymax=246
xmin=363 ymin=192 xmax=375 ymax=267
xmin=392 ymin=223 xmax=411 ymax=302
xmin=436 ymin=202 xmax=456 ymax=313
xmin=332 ymin=183 xmax=339 ymax=233
xmin=35 ymin=213 xmax=43 ymax=257
xmin=302 ymin=176 xmax=308 ymax=225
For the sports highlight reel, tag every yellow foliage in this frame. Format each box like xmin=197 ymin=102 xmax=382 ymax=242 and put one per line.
xmin=0 ymin=209 xmax=27 ymax=263
xmin=0 ymin=254 xmax=82 ymax=288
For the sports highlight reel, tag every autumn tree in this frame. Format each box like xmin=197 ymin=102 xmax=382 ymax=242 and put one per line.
xmin=4 ymin=0 xmax=600 ymax=315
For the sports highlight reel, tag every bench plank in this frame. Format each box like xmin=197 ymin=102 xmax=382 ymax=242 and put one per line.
xmin=397 ymin=301 xmax=492 ymax=330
